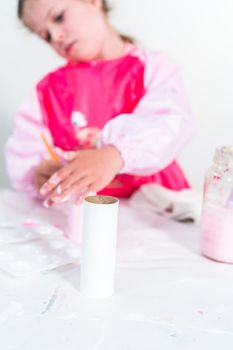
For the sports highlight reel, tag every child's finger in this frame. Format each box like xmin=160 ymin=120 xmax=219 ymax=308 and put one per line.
xmin=43 ymin=198 xmax=54 ymax=208
xmin=51 ymin=170 xmax=87 ymax=197
xmin=50 ymin=176 xmax=94 ymax=204
xmin=39 ymin=164 xmax=74 ymax=195
xmin=39 ymin=172 xmax=61 ymax=195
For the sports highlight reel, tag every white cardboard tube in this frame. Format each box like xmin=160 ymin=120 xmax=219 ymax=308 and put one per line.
xmin=80 ymin=195 xmax=119 ymax=298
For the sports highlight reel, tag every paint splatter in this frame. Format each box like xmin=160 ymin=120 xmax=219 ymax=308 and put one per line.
xmin=197 ymin=310 xmax=204 ymax=315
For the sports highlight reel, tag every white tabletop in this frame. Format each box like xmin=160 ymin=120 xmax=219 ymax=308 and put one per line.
xmin=0 ymin=189 xmax=233 ymax=350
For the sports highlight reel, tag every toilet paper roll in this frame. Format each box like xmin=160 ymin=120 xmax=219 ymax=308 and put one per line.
xmin=80 ymin=195 xmax=119 ymax=298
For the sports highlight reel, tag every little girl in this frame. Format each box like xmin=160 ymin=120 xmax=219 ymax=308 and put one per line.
xmin=6 ymin=0 xmax=195 ymax=207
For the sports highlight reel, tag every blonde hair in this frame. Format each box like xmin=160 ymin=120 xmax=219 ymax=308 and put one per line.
xmin=17 ymin=0 xmax=135 ymax=44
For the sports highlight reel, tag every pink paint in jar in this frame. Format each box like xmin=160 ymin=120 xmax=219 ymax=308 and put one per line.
xmin=200 ymin=146 xmax=233 ymax=263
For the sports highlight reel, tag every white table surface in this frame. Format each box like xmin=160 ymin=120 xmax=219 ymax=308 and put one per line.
xmin=0 ymin=189 xmax=233 ymax=350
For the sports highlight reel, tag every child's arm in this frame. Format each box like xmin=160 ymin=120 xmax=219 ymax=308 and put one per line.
xmin=5 ymin=89 xmax=55 ymax=197
xmin=99 ymin=51 xmax=196 ymax=175
xmin=38 ymin=52 xmax=196 ymax=205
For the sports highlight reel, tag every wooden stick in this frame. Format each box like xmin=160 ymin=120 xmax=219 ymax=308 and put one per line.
xmin=40 ymin=133 xmax=60 ymax=162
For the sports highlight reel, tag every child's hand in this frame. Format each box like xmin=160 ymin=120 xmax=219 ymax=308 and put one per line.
xmin=33 ymin=159 xmax=62 ymax=193
xmin=40 ymin=146 xmax=123 ymax=206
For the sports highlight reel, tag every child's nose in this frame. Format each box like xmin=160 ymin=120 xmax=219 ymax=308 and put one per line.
xmin=52 ymin=29 xmax=66 ymax=43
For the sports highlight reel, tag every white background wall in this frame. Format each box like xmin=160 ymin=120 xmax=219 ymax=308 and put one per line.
xmin=1 ymin=0 xmax=233 ymax=189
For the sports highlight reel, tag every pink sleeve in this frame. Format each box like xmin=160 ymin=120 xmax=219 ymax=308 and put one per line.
xmin=5 ymin=89 xmax=52 ymax=198
xmin=99 ymin=50 xmax=196 ymax=175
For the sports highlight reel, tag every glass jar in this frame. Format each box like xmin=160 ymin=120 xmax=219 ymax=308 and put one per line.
xmin=200 ymin=146 xmax=233 ymax=263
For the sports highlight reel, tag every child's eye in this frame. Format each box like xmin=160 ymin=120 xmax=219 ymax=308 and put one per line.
xmin=54 ymin=12 xmax=64 ymax=23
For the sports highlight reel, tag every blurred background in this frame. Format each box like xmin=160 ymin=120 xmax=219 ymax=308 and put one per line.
xmin=1 ymin=0 xmax=233 ymax=189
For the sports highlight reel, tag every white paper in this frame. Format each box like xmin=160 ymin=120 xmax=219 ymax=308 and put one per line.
xmin=80 ymin=195 xmax=119 ymax=298
xmin=0 ymin=225 xmax=80 ymax=276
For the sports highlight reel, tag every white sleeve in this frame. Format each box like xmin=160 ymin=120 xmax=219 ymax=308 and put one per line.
xmin=99 ymin=51 xmax=196 ymax=175
xmin=5 ymin=89 xmax=52 ymax=197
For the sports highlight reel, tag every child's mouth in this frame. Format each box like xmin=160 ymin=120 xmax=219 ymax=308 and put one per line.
xmin=65 ymin=41 xmax=77 ymax=55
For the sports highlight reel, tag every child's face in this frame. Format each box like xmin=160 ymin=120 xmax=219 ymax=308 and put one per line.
xmin=23 ymin=0 xmax=107 ymax=62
